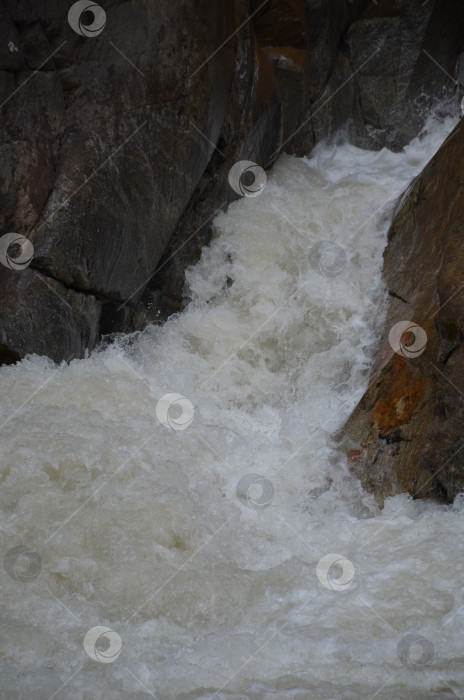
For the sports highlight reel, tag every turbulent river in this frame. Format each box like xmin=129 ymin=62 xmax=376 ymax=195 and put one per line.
xmin=1 ymin=113 xmax=464 ymax=700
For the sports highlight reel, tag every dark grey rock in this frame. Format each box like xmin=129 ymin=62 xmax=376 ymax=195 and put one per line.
xmin=347 ymin=0 xmax=464 ymax=150
xmin=1 ymin=0 xmax=464 ymax=363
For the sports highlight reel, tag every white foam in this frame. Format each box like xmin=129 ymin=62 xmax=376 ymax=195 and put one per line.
xmin=0 ymin=113 xmax=463 ymax=699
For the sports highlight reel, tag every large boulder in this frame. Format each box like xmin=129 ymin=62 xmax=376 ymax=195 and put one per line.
xmin=2 ymin=0 xmax=464 ymax=364
xmin=315 ymin=0 xmax=464 ymax=149
xmin=343 ymin=118 xmax=464 ymax=504
xmin=0 ymin=0 xmax=369 ymax=363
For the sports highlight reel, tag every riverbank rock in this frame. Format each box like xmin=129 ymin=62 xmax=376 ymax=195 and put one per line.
xmin=343 ymin=118 xmax=464 ymax=505
xmin=0 ymin=0 xmax=369 ymax=363
xmin=317 ymin=0 xmax=464 ymax=150
xmin=1 ymin=0 xmax=464 ymax=363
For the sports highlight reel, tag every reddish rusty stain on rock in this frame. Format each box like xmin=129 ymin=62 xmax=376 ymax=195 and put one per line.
xmin=372 ymin=355 xmax=427 ymax=434
xmin=346 ymin=447 xmax=363 ymax=469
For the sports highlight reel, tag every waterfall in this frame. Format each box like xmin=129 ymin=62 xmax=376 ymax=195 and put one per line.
xmin=1 ymin=112 xmax=463 ymax=699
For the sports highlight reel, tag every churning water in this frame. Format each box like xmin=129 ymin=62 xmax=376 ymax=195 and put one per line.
xmin=1 ymin=114 xmax=464 ymax=700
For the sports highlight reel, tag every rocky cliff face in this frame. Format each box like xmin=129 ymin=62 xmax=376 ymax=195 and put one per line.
xmin=1 ymin=0 xmax=464 ymax=366
xmin=344 ymin=119 xmax=464 ymax=504
xmin=0 ymin=0 xmax=367 ymax=362
xmin=345 ymin=0 xmax=464 ymax=150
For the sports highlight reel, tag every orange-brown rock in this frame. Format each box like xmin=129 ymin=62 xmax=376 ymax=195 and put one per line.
xmin=343 ymin=119 xmax=464 ymax=504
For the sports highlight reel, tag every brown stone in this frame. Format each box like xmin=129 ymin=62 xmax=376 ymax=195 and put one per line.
xmin=343 ymin=118 xmax=464 ymax=505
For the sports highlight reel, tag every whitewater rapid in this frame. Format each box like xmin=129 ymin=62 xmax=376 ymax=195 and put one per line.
xmin=1 ymin=114 xmax=464 ymax=699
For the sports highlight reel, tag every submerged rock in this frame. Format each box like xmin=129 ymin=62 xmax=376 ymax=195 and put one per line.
xmin=344 ymin=118 xmax=464 ymax=504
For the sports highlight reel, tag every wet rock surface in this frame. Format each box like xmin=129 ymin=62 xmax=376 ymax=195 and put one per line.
xmin=346 ymin=0 xmax=464 ymax=150
xmin=344 ymin=118 xmax=464 ymax=504
xmin=1 ymin=0 xmax=464 ymax=370
xmin=0 ymin=0 xmax=370 ymax=362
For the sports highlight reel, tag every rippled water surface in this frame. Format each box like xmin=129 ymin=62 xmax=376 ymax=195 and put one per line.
xmin=1 ymin=114 xmax=463 ymax=699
